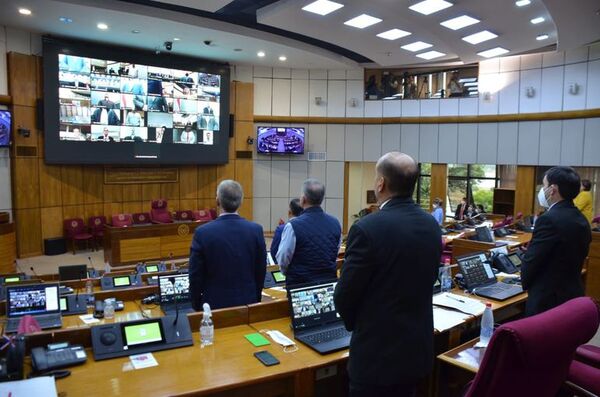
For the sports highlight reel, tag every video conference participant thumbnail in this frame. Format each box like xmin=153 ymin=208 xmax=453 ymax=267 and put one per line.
xmin=120 ymin=126 xmax=147 ymax=142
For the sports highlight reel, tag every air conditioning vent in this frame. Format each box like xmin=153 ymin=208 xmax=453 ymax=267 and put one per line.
xmin=308 ymin=152 xmax=327 ymax=161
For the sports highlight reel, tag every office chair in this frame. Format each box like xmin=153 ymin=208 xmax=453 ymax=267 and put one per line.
xmin=463 ymin=297 xmax=600 ymax=397
xmin=111 ymin=213 xmax=133 ymax=228
xmin=132 ymin=212 xmax=152 ymax=225
xmin=150 ymin=199 xmax=173 ymax=224
xmin=174 ymin=210 xmax=194 ymax=222
xmin=193 ymin=209 xmax=213 ymax=222
xmin=63 ymin=218 xmax=94 ymax=254
xmin=88 ymin=215 xmax=106 ymax=250
xmin=565 ymin=344 xmax=600 ymax=395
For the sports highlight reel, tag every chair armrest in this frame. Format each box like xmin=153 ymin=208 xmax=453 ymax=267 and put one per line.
xmin=575 ymin=345 xmax=600 ymax=368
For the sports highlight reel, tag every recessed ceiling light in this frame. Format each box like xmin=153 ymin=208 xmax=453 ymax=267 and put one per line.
xmin=97 ymin=23 xmax=108 ymax=30
xmin=173 ymin=37 xmax=181 ymax=41
xmin=59 ymin=16 xmax=73 ymax=24
xmin=257 ymin=51 xmax=266 ymax=57
xmin=416 ymin=50 xmax=446 ymax=60
xmin=530 ymin=17 xmax=545 ymax=24
xmin=515 ymin=0 xmax=531 ymax=6
xmin=462 ymin=30 xmax=498 ymax=44
xmin=401 ymin=41 xmax=433 ymax=52
xmin=377 ymin=28 xmax=411 ymax=40
xmin=279 ymin=56 xmax=287 ymax=61
xmin=536 ymin=34 xmax=549 ymax=41
xmin=440 ymin=15 xmax=479 ymax=30
xmin=302 ymin=0 xmax=344 ymax=16
xmin=477 ymin=47 xmax=510 ymax=58
xmin=18 ymin=8 xmax=32 ymax=15
xmin=131 ymin=29 xmax=141 ymax=34
xmin=409 ymin=0 xmax=453 ymax=16
xmin=344 ymin=14 xmax=382 ymax=29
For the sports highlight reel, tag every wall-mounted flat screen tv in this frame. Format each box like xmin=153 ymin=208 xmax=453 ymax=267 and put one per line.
xmin=43 ymin=37 xmax=230 ymax=164
xmin=256 ymin=127 xmax=305 ymax=155
xmin=0 ymin=110 xmax=11 ymax=147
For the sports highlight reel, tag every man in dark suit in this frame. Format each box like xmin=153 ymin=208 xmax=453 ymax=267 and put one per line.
xmin=455 ymin=196 xmax=468 ymax=220
xmin=270 ymin=198 xmax=303 ymax=263
xmin=521 ymin=166 xmax=591 ymax=316
xmin=189 ymin=180 xmax=267 ymax=310
xmin=334 ymin=152 xmax=441 ymax=397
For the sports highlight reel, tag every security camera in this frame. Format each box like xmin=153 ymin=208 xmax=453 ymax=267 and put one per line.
xmin=164 ymin=41 xmax=173 ymax=51
xmin=246 ymin=136 xmax=254 ymax=145
xmin=203 ymin=40 xmax=212 ymax=46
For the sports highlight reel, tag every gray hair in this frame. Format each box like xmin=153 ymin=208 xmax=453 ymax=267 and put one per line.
xmin=302 ymin=178 xmax=325 ymax=206
xmin=217 ymin=180 xmax=243 ymax=212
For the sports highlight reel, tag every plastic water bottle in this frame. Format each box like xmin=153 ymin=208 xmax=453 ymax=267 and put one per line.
xmin=200 ymin=303 xmax=214 ymax=346
xmin=85 ymin=279 xmax=93 ymax=295
xmin=104 ymin=261 xmax=111 ymax=274
xmin=440 ymin=258 xmax=452 ymax=292
xmin=479 ymin=302 xmax=494 ymax=346
xmin=170 ymin=253 xmax=178 ymax=271
xmin=104 ymin=298 xmax=115 ymax=319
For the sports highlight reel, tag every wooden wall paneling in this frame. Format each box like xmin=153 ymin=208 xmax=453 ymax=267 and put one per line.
xmin=167 ymin=199 xmax=181 ymax=212
xmin=62 ymin=205 xmax=86 ymax=221
xmin=180 ymin=199 xmax=196 ymax=211
xmin=61 ymin=166 xmax=84 ymax=205
xmin=122 ymin=202 xmax=143 ymax=216
xmin=11 ymin=105 xmax=39 ymax=149
xmin=234 ymin=82 xmax=254 ymax=122
xmin=197 ymin=198 xmax=215 ymax=210
xmin=198 ymin=166 xmax=218 ymax=198
xmin=38 ymin=160 xmax=63 ymax=207
xmin=343 ymin=162 xmax=350 ymax=234
xmin=7 ymin=52 xmax=37 ymax=107
xmin=40 ymin=206 xmax=64 ymax=240
xmin=82 ymin=166 xmax=104 ymax=204
xmin=14 ymin=208 xmax=42 ymax=257
xmin=103 ymin=202 xmax=123 ymax=218
xmin=514 ymin=166 xmax=536 ymax=217
xmin=142 ymin=183 xmax=161 ymax=201
xmin=179 ymin=166 xmax=198 ymax=200
xmin=235 ymin=159 xmax=254 ymax=198
xmin=122 ymin=184 xmax=142 ymax=202
xmin=216 ymin=161 xmax=236 ymax=184
xmin=586 ymin=233 xmax=600 ymax=300
xmin=35 ymin=55 xmax=43 ymax=100
xmin=12 ymin=157 xmax=40 ymax=209
xmin=228 ymin=137 xmax=236 ymax=159
xmin=239 ymin=198 xmax=253 ymax=220
xmin=160 ymin=182 xmax=180 ymax=200
xmin=235 ymin=121 xmax=254 ymax=152
xmin=430 ymin=163 xmax=448 ymax=212
xmin=83 ymin=203 xmax=105 ymax=222
xmin=103 ymin=183 xmax=123 ymax=203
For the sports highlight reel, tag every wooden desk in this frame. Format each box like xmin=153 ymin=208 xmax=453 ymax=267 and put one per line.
xmin=451 ymin=232 xmax=531 ymax=263
xmin=103 ymin=221 xmax=208 ymax=266
xmin=0 ymin=222 xmax=16 ymax=273
xmin=586 ymin=231 xmax=600 ymax=300
xmin=437 ymin=338 xmax=482 ymax=374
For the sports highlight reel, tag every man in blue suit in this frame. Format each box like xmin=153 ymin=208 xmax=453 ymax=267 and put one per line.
xmin=189 ymin=180 xmax=267 ymax=310
xmin=270 ymin=198 xmax=303 ymax=263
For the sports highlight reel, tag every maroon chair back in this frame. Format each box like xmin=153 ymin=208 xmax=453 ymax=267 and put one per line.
xmin=175 ymin=210 xmax=193 ymax=221
xmin=150 ymin=199 xmax=172 ymax=223
xmin=592 ymin=216 xmax=600 ymax=224
xmin=209 ymin=208 xmax=217 ymax=220
xmin=132 ymin=212 xmax=151 ymax=225
xmin=63 ymin=218 xmax=86 ymax=238
xmin=503 ymin=215 xmax=513 ymax=226
xmin=193 ymin=209 xmax=212 ymax=222
xmin=88 ymin=216 xmax=106 ymax=234
xmin=112 ymin=213 xmax=133 ymax=228
xmin=516 ymin=212 xmax=523 ymax=220
xmin=465 ymin=297 xmax=600 ymax=397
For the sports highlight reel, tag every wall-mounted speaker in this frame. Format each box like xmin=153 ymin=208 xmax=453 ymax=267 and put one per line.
xmin=228 ymin=114 xmax=234 ymax=138
xmin=36 ymin=99 xmax=44 ymax=130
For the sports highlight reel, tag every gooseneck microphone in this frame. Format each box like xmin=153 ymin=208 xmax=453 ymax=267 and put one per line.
xmin=170 ymin=276 xmax=179 ymax=326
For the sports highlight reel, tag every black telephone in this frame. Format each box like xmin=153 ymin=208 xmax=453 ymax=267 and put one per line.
xmin=31 ymin=343 xmax=87 ymax=373
xmin=491 ymin=252 xmax=519 ymax=274
xmin=0 ymin=335 xmax=25 ymax=381
xmin=440 ymin=227 xmax=449 ymax=235
xmin=494 ymin=227 xmax=510 ymax=237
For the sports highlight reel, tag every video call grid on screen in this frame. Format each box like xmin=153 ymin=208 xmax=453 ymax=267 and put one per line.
xmin=44 ymin=37 xmax=230 ymax=165
xmin=8 ymin=285 xmax=59 ymax=316
xmin=159 ymin=275 xmax=190 ymax=303
xmin=290 ymin=283 xmax=337 ymax=320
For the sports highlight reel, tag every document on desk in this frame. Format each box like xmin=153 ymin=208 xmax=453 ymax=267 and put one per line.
xmin=433 ymin=293 xmax=486 ymax=316
xmin=0 ymin=376 xmax=57 ymax=397
xmin=433 ymin=307 xmax=470 ymax=332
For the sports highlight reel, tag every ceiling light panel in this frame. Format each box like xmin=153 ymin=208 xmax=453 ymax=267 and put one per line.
xmin=536 ymin=34 xmax=549 ymax=40
xmin=344 ymin=14 xmax=382 ymax=29
xmin=302 ymin=0 xmax=344 ymax=16
xmin=462 ymin=30 xmax=498 ymax=44
xmin=530 ymin=17 xmax=545 ymax=24
xmin=401 ymin=41 xmax=433 ymax=52
xmin=440 ymin=15 xmax=479 ymax=30
xmin=477 ymin=47 xmax=510 ymax=58
xmin=416 ymin=50 xmax=445 ymax=60
xmin=409 ymin=0 xmax=453 ymax=16
xmin=377 ymin=28 xmax=411 ymax=40
xmin=515 ymin=0 xmax=531 ymax=6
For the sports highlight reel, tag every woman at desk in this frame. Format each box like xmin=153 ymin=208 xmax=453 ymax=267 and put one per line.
xmin=431 ymin=197 xmax=444 ymax=225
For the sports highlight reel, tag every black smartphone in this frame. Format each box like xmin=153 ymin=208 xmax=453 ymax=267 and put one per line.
xmin=254 ymin=350 xmax=279 ymax=366
xmin=93 ymin=300 xmax=104 ymax=319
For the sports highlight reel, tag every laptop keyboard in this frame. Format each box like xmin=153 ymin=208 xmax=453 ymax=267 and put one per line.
xmin=6 ymin=315 xmax=60 ymax=331
xmin=303 ymin=327 xmax=351 ymax=345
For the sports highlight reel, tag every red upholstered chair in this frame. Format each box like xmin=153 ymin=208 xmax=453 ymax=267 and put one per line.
xmin=209 ymin=208 xmax=217 ymax=220
xmin=462 ymin=297 xmax=600 ymax=397
xmin=64 ymin=218 xmax=94 ymax=254
xmin=174 ymin=210 xmax=194 ymax=222
xmin=132 ymin=212 xmax=152 ymax=225
xmin=515 ymin=212 xmax=523 ymax=221
xmin=193 ymin=209 xmax=213 ymax=222
xmin=150 ymin=199 xmax=172 ymax=224
xmin=503 ymin=215 xmax=514 ymax=226
xmin=88 ymin=215 xmax=106 ymax=250
xmin=112 ymin=213 xmax=133 ymax=228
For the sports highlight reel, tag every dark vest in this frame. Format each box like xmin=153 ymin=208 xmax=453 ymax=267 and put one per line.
xmin=287 ymin=207 xmax=341 ymax=286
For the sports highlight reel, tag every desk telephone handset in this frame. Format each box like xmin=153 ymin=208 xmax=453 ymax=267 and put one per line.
xmin=491 ymin=252 xmax=519 ymax=274
xmin=31 ymin=343 xmax=87 ymax=373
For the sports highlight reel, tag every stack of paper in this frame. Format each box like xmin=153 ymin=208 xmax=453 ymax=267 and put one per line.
xmin=433 ymin=307 xmax=470 ymax=332
xmin=0 ymin=376 xmax=57 ymax=397
xmin=433 ymin=293 xmax=486 ymax=316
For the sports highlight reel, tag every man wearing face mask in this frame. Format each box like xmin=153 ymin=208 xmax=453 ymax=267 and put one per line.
xmin=521 ymin=166 xmax=591 ymax=316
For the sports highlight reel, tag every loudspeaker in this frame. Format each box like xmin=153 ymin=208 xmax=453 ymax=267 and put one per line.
xmin=36 ymin=99 xmax=44 ymax=130
xmin=228 ymin=114 xmax=234 ymax=138
xmin=44 ymin=237 xmax=67 ymax=255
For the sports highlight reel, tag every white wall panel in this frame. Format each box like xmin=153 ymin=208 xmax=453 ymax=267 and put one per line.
xmin=363 ymin=125 xmax=382 ymax=162
xmin=309 ymin=80 xmax=328 ymax=117
xmin=500 ymin=55 xmax=520 ymax=72
xmin=400 ymin=124 xmax=420 ymax=161
xmin=439 ymin=98 xmax=459 ymax=116
xmin=419 ymin=124 xmax=438 ymax=163
xmin=517 ymin=121 xmax=540 ymax=165
xmin=457 ymin=124 xmax=478 ymax=164
xmin=273 ymin=68 xmax=291 ymax=79
xmin=520 ymin=54 xmax=542 ymax=70
xmin=270 ymin=160 xmax=290 ymax=198
xmin=327 ymin=80 xmax=346 ymax=117
xmin=234 ymin=65 xmax=253 ymax=82
xmin=253 ymin=78 xmax=272 ymax=115
xmin=344 ymin=125 xmax=364 ymax=161
xmin=289 ymin=161 xmax=308 ymax=197
xmin=420 ymin=99 xmax=440 ymax=117
xmin=290 ymin=79 xmax=309 ymax=116
xmin=325 ymin=162 xmax=345 ymax=198
xmin=382 ymin=100 xmax=401 ymax=117
xmin=590 ymin=44 xmax=600 ymax=61
xmin=253 ymin=66 xmax=272 ymax=78
xmin=309 ymin=69 xmax=327 ymax=80
xmin=458 ymin=98 xmax=478 ymax=116
xmin=540 ymin=66 xmax=564 ymax=112
xmin=0 ymin=155 xmax=11 ymax=211
xmin=324 ymin=198 xmax=344 ymax=224
xmin=402 ymin=100 xmax=419 ymax=117
xmin=438 ymin=124 xmax=458 ymax=164
xmin=308 ymin=161 xmax=327 ymax=183
xmin=519 ymin=69 xmax=541 ymax=113
xmin=478 ymin=73 xmax=499 ymax=115
xmin=307 ymin=124 xmax=326 ymax=152
xmin=477 ymin=123 xmax=498 ymax=164
xmin=5 ymin=27 xmax=30 ymax=53
xmin=270 ymin=198 xmax=289 ymax=231
xmin=538 ymin=121 xmax=562 ymax=165
xmin=346 ymin=69 xmax=364 ymax=80
xmin=497 ymin=122 xmax=519 ymax=165
xmin=291 ymin=69 xmax=309 ymax=79
xmin=542 ymin=51 xmax=565 ymax=68
xmin=560 ymin=119 xmax=584 ymax=166
xmin=479 ymin=58 xmax=500 ymax=74
xmin=326 ymin=125 xmax=345 ymax=161
xmin=586 ymin=60 xmax=600 ymax=109
xmin=253 ymin=160 xmax=272 ymax=198
xmin=583 ymin=118 xmax=600 ymax=166
xmin=346 ymin=80 xmax=364 ymax=117
xmin=565 ymin=47 xmax=589 ymax=64
xmin=364 ymin=101 xmax=383 ymax=117
xmin=498 ymin=71 xmax=520 ymax=114
xmin=272 ymin=79 xmax=291 ymax=116
xmin=563 ymin=62 xmax=588 ymax=110
xmin=381 ymin=124 xmax=401 ymax=153
xmin=0 ymin=40 xmax=7 ymax=96
xmin=328 ymin=70 xmax=346 ymax=80
xmin=253 ymin=198 xmax=271 ymax=231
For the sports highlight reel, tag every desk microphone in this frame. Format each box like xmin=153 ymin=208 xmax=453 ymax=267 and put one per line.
xmin=88 ymin=257 xmax=94 ymax=277
xmin=30 ymin=266 xmax=39 ymax=279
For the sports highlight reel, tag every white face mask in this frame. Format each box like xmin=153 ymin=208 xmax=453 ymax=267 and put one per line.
xmin=538 ymin=186 xmax=550 ymax=208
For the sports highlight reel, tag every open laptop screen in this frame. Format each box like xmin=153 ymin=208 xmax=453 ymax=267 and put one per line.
xmin=288 ymin=281 xmax=340 ymax=330
xmin=59 ymin=264 xmax=88 ymax=281
xmin=457 ymin=252 xmax=496 ymax=290
xmin=7 ymin=284 xmax=60 ymax=317
xmin=158 ymin=274 xmax=190 ymax=304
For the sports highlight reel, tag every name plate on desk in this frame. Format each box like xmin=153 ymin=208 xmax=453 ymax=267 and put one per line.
xmin=104 ymin=167 xmax=179 ymax=184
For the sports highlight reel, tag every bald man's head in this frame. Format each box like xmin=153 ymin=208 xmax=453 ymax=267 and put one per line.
xmin=375 ymin=152 xmax=419 ymax=199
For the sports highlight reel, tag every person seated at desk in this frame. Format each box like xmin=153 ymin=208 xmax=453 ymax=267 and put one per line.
xmin=455 ymin=197 xmax=468 ymax=220
xmin=270 ymin=198 xmax=303 ymax=264
xmin=276 ymin=178 xmax=341 ymax=287
xmin=431 ymin=197 xmax=444 ymax=225
xmin=188 ymin=180 xmax=266 ymax=310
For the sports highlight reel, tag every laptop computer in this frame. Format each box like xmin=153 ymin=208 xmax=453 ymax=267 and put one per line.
xmin=287 ymin=281 xmax=351 ymax=355
xmin=5 ymin=283 xmax=63 ymax=333
xmin=58 ymin=264 xmax=88 ymax=281
xmin=456 ymin=252 xmax=523 ymax=301
xmin=158 ymin=274 xmax=194 ymax=315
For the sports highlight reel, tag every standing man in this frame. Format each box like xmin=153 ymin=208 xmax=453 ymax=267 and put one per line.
xmin=334 ymin=152 xmax=441 ymax=397
xmin=454 ymin=196 xmax=468 ymax=220
xmin=521 ymin=166 xmax=591 ymax=316
xmin=189 ymin=180 xmax=266 ymax=310
xmin=276 ymin=179 xmax=341 ymax=286
xmin=270 ymin=198 xmax=303 ymax=264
